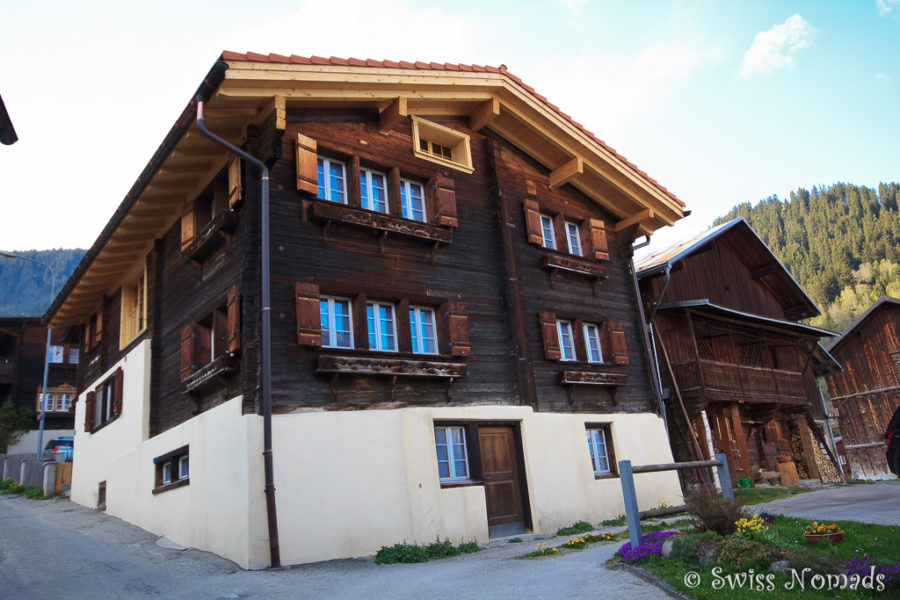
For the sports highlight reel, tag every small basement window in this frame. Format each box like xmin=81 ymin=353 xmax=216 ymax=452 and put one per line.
xmin=153 ymin=445 xmax=190 ymax=494
xmin=411 ymin=116 xmax=473 ymax=174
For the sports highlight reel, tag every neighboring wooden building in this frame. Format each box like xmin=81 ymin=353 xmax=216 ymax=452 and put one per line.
xmin=824 ymin=296 xmax=899 ymax=478
xmin=636 ymin=219 xmax=843 ymax=487
xmin=46 ymin=53 xmax=688 ymax=568
xmin=0 ymin=317 xmax=77 ymax=437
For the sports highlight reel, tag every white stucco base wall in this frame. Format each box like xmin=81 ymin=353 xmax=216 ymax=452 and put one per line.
xmin=70 ymin=340 xmax=269 ymax=569
xmin=272 ymin=406 xmax=681 ymax=566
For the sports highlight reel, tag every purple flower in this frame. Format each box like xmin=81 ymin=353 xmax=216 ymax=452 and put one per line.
xmin=616 ymin=530 xmax=680 ymax=562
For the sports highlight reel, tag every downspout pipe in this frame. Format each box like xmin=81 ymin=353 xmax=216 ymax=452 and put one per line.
xmin=196 ymin=96 xmax=281 ymax=568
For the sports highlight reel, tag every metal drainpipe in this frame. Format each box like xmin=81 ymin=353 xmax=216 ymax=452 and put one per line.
xmin=196 ymin=96 xmax=280 ymax=568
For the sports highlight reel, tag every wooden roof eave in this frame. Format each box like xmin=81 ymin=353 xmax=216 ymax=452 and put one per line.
xmin=221 ymin=62 xmax=685 ymax=234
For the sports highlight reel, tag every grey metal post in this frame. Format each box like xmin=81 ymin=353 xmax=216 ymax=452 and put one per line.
xmin=715 ymin=453 xmax=734 ymax=500
xmin=618 ymin=459 xmax=643 ymax=547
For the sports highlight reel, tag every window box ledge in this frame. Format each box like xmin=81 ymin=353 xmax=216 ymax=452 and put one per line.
xmin=542 ymin=254 xmax=608 ymax=294
xmin=316 ymin=354 xmax=466 ymax=379
xmin=308 ymin=199 xmax=453 ymax=245
xmin=152 ymin=477 xmax=190 ymax=495
xmin=560 ymin=370 xmax=628 ymax=386
xmin=184 ymin=354 xmax=238 ymax=393
xmin=182 ymin=211 xmax=239 ymax=264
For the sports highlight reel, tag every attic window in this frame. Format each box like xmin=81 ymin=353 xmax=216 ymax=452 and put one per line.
xmin=411 ymin=117 xmax=473 ymax=174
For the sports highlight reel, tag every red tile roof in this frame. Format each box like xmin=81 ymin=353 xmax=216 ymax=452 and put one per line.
xmin=219 ymin=52 xmax=684 ymax=207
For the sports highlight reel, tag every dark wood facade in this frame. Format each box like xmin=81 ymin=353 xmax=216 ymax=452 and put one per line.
xmin=824 ymin=296 xmax=900 ymax=478
xmin=637 ymin=219 xmax=842 ymax=485
xmin=47 ymin=57 xmax=686 ymax=447
xmin=0 ymin=317 xmax=77 ymax=435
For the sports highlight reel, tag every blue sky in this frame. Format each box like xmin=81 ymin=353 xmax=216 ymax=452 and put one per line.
xmin=1 ymin=0 xmax=897 ymax=254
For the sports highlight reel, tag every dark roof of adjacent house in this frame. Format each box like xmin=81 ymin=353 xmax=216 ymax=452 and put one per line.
xmin=46 ymin=52 xmax=688 ymax=328
xmin=0 ymin=94 xmax=18 ymax=145
xmin=635 ymin=217 xmax=819 ymax=320
xmin=828 ymin=295 xmax=900 ymax=353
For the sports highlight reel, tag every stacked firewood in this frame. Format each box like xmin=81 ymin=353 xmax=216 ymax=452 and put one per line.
xmin=790 ymin=430 xmax=809 ymax=479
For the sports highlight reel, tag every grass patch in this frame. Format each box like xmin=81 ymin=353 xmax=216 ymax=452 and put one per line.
xmin=643 ymin=518 xmax=693 ymax=533
xmin=375 ymin=539 xmax=480 ymax=564
xmin=520 ymin=532 xmax=618 ymax=558
xmin=556 ymin=520 xmax=594 ymax=536
xmin=507 ymin=537 xmax=523 ymax=544
xmin=733 ymin=485 xmax=812 ymax=505
xmin=613 ymin=515 xmax=900 ymax=598
xmin=601 ymin=514 xmax=626 ymax=527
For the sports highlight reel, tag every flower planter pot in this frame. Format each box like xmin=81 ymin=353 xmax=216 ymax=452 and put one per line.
xmin=804 ymin=531 xmax=843 ymax=545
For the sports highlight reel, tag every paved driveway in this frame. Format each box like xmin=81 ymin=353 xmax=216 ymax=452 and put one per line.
xmin=0 ymin=495 xmax=666 ymax=600
xmin=753 ymin=481 xmax=900 ymax=526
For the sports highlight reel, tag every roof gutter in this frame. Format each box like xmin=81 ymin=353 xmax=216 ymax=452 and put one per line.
xmin=196 ymin=96 xmax=280 ymax=568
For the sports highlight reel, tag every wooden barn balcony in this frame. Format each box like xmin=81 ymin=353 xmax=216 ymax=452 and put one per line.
xmin=672 ymin=358 xmax=807 ymax=409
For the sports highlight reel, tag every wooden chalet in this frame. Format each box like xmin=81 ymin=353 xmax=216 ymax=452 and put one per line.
xmin=824 ymin=296 xmax=899 ymax=478
xmin=46 ymin=53 xmax=688 ymax=568
xmin=636 ymin=218 xmax=843 ymax=487
xmin=0 ymin=317 xmax=77 ymax=439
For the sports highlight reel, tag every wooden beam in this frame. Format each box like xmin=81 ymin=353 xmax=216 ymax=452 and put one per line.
xmin=379 ymin=97 xmax=407 ymax=133
xmin=750 ymin=264 xmax=779 ymax=279
xmin=549 ymin=157 xmax=583 ymax=189
xmin=469 ymin=96 xmax=499 ymax=131
xmin=615 ymin=208 xmax=654 ymax=232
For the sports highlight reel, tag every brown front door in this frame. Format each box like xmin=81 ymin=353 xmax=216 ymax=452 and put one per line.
xmin=478 ymin=425 xmax=526 ymax=536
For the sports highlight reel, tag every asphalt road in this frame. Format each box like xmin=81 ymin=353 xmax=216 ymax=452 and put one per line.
xmin=0 ymin=494 xmax=669 ymax=600
xmin=753 ymin=481 xmax=900 ymax=526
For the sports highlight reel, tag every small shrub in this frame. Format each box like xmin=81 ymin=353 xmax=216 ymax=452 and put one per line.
xmin=507 ymin=537 xmax=523 ymax=544
xmin=685 ymin=488 xmax=747 ymax=536
xmin=457 ymin=541 xmax=480 ymax=554
xmin=424 ymin=539 xmax=460 ymax=559
xmin=714 ymin=538 xmax=786 ymax=570
xmin=669 ymin=531 xmax=720 ymax=559
xmin=557 ymin=520 xmax=594 ymax=536
xmin=375 ymin=543 xmax=428 ymax=564
xmin=23 ymin=485 xmax=44 ymax=499
xmin=600 ymin=514 xmax=626 ymax=527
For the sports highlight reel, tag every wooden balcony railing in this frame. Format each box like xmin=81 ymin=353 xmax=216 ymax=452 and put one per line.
xmin=672 ymin=359 xmax=807 ymax=405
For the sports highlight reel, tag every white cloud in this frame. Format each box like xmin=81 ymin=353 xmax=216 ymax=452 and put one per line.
xmin=738 ymin=14 xmax=813 ymax=79
xmin=524 ymin=40 xmax=718 ymax=144
xmin=876 ymin=73 xmax=893 ymax=81
xmin=554 ymin=0 xmax=588 ymax=27
xmin=876 ymin=0 xmax=900 ymax=16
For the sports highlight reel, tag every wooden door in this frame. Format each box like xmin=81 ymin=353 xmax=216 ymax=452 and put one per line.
xmin=478 ymin=426 xmax=526 ymax=536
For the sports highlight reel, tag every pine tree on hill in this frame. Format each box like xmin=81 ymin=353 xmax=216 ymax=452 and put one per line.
xmin=0 ymin=248 xmax=86 ymax=316
xmin=714 ymin=182 xmax=900 ymax=332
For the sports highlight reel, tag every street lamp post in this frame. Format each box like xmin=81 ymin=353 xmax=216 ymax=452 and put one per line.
xmin=0 ymin=252 xmax=56 ymax=458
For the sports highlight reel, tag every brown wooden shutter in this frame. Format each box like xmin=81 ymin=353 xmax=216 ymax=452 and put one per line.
xmin=446 ymin=302 xmax=470 ymax=357
xmin=608 ymin=320 xmax=629 ymax=365
xmin=113 ymin=368 xmax=124 ymax=415
xmin=539 ymin=312 xmax=561 ymax=360
xmin=295 ymin=133 xmax=318 ymax=194
xmin=524 ymin=199 xmax=543 ymax=245
xmin=435 ymin=176 xmax=458 ymax=227
xmin=93 ymin=310 xmax=103 ymax=347
xmin=84 ymin=392 xmax=97 ymax=431
xmin=84 ymin=391 xmax=96 ymax=432
xmin=181 ymin=204 xmax=196 ymax=252
xmin=589 ymin=219 xmax=609 ymax=261
xmin=180 ymin=324 xmax=196 ymax=382
xmin=226 ymin=285 xmax=241 ymax=353
xmin=294 ymin=282 xmax=322 ymax=347
xmin=227 ymin=156 xmax=242 ymax=209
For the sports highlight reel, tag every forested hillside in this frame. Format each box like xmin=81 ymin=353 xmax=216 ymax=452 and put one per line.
xmin=0 ymin=249 xmax=86 ymax=316
xmin=715 ymin=182 xmax=900 ymax=332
